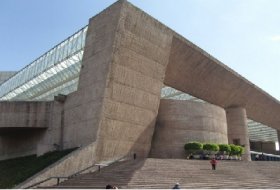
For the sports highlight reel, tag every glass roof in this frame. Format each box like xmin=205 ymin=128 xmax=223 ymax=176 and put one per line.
xmin=161 ymin=86 xmax=278 ymax=142
xmin=0 ymin=26 xmax=88 ymax=101
xmin=247 ymin=119 xmax=278 ymax=142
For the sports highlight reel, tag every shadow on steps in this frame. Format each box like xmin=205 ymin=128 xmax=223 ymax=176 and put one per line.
xmin=51 ymin=159 xmax=145 ymax=189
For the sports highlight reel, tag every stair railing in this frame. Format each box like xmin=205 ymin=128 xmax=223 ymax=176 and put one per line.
xmin=23 ymin=152 xmax=135 ymax=189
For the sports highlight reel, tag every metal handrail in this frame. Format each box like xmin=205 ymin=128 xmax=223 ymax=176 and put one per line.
xmin=23 ymin=152 xmax=134 ymax=189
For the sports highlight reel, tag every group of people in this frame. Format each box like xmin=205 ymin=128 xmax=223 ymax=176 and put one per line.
xmin=255 ymin=154 xmax=265 ymax=161
xmin=189 ymin=153 xmax=230 ymax=161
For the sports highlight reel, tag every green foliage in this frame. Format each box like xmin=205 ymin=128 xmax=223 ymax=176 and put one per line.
xmin=218 ymin=144 xmax=231 ymax=154
xmin=203 ymin=143 xmax=219 ymax=152
xmin=184 ymin=142 xmax=203 ymax=153
xmin=237 ymin=145 xmax=245 ymax=156
xmin=0 ymin=148 xmax=76 ymax=189
xmin=229 ymin=144 xmax=240 ymax=155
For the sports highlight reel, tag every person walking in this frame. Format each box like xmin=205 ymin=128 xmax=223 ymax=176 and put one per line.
xmin=210 ymin=158 xmax=217 ymax=170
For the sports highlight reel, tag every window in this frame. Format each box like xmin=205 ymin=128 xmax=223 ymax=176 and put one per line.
xmin=233 ymin=139 xmax=240 ymax=145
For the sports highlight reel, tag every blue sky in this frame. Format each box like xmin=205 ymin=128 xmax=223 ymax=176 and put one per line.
xmin=0 ymin=0 xmax=279 ymax=100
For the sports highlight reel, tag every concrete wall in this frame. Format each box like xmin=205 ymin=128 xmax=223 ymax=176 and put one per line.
xmin=36 ymin=100 xmax=64 ymax=156
xmin=0 ymin=101 xmax=51 ymax=129
xmin=69 ymin=1 xmax=130 ymax=162
xmin=92 ymin=1 xmax=173 ymax=161
xmin=150 ymin=99 xmax=228 ymax=158
xmin=0 ymin=101 xmax=51 ymax=160
xmin=30 ymin=0 xmax=126 ymax=157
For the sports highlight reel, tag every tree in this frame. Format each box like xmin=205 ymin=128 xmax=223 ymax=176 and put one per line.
xmin=203 ymin=143 xmax=219 ymax=154
xmin=184 ymin=142 xmax=203 ymax=154
xmin=229 ymin=144 xmax=240 ymax=156
xmin=218 ymin=144 xmax=231 ymax=155
xmin=237 ymin=145 xmax=245 ymax=156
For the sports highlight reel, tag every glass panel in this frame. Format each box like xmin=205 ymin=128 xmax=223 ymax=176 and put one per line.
xmin=0 ymin=26 xmax=88 ymax=101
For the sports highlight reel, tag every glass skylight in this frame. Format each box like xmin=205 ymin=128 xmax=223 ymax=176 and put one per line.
xmin=0 ymin=26 xmax=88 ymax=101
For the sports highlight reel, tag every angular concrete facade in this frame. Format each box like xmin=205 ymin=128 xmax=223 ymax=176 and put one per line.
xmin=81 ymin=1 xmax=173 ymax=161
xmin=1 ymin=0 xmax=280 ymax=186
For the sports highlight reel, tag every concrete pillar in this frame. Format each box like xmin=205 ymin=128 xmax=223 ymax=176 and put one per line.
xmin=226 ymin=107 xmax=251 ymax=161
xmin=277 ymin=130 xmax=280 ymax=154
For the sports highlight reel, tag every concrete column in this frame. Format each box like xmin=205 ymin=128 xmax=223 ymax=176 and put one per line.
xmin=226 ymin=107 xmax=251 ymax=161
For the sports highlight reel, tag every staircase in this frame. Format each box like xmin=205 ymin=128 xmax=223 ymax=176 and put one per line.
xmin=45 ymin=158 xmax=280 ymax=189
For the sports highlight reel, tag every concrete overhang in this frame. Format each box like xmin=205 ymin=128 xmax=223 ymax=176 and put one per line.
xmin=165 ymin=36 xmax=280 ymax=131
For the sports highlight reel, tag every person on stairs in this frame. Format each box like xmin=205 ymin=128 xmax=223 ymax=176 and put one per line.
xmin=172 ymin=182 xmax=180 ymax=189
xmin=210 ymin=158 xmax=218 ymax=170
xmin=106 ymin=184 xmax=113 ymax=189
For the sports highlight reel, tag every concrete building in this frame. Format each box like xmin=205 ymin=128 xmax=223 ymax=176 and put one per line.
xmin=0 ymin=0 xmax=280 ymax=187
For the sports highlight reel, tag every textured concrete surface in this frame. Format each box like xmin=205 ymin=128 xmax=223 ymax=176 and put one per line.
xmin=36 ymin=100 xmax=64 ymax=156
xmin=150 ymin=99 xmax=228 ymax=158
xmin=93 ymin=0 xmax=173 ymax=161
xmin=226 ymin=107 xmax=251 ymax=161
xmin=0 ymin=101 xmax=51 ymax=130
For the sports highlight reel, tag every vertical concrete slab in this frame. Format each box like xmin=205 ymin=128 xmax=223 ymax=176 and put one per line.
xmin=226 ymin=107 xmax=251 ymax=161
xmin=59 ymin=1 xmax=125 ymax=152
xmin=36 ymin=101 xmax=64 ymax=156
xmin=93 ymin=1 xmax=173 ymax=161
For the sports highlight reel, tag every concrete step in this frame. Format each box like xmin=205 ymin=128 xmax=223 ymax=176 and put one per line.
xmin=41 ymin=158 xmax=280 ymax=189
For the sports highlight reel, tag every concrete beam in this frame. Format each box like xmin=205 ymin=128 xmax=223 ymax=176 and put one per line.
xmin=165 ymin=36 xmax=280 ymax=131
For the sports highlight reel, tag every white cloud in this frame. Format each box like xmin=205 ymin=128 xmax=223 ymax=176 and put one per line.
xmin=270 ymin=35 xmax=280 ymax=41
